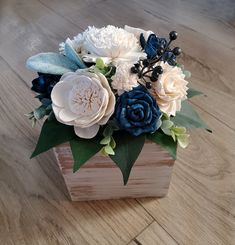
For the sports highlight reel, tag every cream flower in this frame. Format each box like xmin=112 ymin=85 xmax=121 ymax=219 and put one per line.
xmin=51 ymin=71 xmax=115 ymax=139
xmin=151 ymin=62 xmax=188 ymax=116
xmin=59 ymin=34 xmax=87 ymax=55
xmin=124 ymin=25 xmax=153 ymax=41
xmin=59 ymin=25 xmax=146 ymax=65
xmin=111 ymin=63 xmax=139 ymax=95
xmin=80 ymin=25 xmax=146 ymax=64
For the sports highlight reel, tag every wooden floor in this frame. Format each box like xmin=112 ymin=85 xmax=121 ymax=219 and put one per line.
xmin=0 ymin=0 xmax=235 ymax=244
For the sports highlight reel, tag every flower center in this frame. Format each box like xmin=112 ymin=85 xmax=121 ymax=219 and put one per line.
xmin=69 ymin=81 xmax=103 ymax=116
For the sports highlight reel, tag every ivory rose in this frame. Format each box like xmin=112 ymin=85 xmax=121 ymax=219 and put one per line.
xmin=151 ymin=62 xmax=188 ymax=116
xmin=51 ymin=71 xmax=115 ymax=138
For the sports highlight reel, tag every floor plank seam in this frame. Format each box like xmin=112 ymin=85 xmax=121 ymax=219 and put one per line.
xmin=176 ymin=161 xmax=235 ymax=220
xmin=126 ymin=220 xmax=155 ymax=245
xmin=135 ymin=199 xmax=180 ymax=245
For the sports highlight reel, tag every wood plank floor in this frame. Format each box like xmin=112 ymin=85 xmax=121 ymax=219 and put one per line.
xmin=0 ymin=0 xmax=234 ymax=244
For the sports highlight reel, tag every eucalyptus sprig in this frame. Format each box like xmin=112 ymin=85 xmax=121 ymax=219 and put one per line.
xmin=161 ymin=114 xmax=189 ymax=148
xmin=25 ymin=98 xmax=53 ymax=127
xmin=100 ymin=121 xmax=119 ymax=156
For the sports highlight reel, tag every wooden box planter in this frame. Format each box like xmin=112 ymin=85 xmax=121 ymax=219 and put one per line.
xmin=54 ymin=142 xmax=175 ymax=201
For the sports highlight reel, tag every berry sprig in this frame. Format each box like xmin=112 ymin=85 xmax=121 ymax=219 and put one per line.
xmin=131 ymin=31 xmax=181 ymax=89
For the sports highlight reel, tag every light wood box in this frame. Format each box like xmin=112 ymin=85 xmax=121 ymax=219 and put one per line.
xmin=53 ymin=142 xmax=175 ymax=201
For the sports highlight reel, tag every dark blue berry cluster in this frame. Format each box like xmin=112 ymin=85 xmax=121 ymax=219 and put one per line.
xmin=131 ymin=31 xmax=181 ymax=89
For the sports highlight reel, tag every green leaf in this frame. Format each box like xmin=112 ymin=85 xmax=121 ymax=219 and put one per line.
xmin=100 ymin=147 xmax=108 ymax=156
xmin=110 ymin=132 xmax=145 ymax=185
xmin=177 ymin=134 xmax=190 ymax=148
xmin=147 ymin=131 xmax=177 ymax=159
xmin=187 ymin=88 xmax=204 ymax=98
xmin=47 ymin=111 xmax=55 ymax=121
xmin=171 ymin=130 xmax=176 ymax=141
xmin=110 ymin=137 xmax=116 ymax=149
xmin=171 ymin=126 xmax=186 ymax=135
xmin=161 ymin=120 xmax=174 ymax=130
xmin=104 ymin=66 xmax=116 ymax=77
xmin=33 ymin=105 xmax=47 ymax=120
xmin=107 ymin=120 xmax=120 ymax=131
xmin=104 ymin=145 xmax=115 ymax=155
xmin=183 ymin=70 xmax=191 ymax=78
xmin=31 ymin=119 xmax=76 ymax=158
xmin=96 ymin=58 xmax=105 ymax=70
xmin=100 ymin=136 xmax=111 ymax=145
xmin=103 ymin=125 xmax=113 ymax=137
xmin=70 ymin=136 xmax=103 ymax=172
xmin=161 ymin=127 xmax=171 ymax=136
xmin=41 ymin=98 xmax=52 ymax=106
xmin=172 ymin=101 xmax=211 ymax=132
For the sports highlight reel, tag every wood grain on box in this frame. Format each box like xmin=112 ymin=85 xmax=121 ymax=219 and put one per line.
xmin=54 ymin=142 xmax=175 ymax=201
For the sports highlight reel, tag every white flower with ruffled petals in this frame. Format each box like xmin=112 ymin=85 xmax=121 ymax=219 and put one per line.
xmin=111 ymin=63 xmax=139 ymax=95
xmin=51 ymin=71 xmax=115 ymax=139
xmin=151 ymin=62 xmax=188 ymax=116
xmin=59 ymin=34 xmax=86 ymax=55
xmin=60 ymin=25 xmax=146 ymax=65
xmin=81 ymin=25 xmax=146 ymax=64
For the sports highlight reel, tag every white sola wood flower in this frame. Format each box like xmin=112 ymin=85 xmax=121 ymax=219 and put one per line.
xmin=60 ymin=25 xmax=146 ymax=64
xmin=82 ymin=25 xmax=146 ymax=64
xmin=111 ymin=63 xmax=139 ymax=95
xmin=151 ymin=62 xmax=189 ymax=116
xmin=51 ymin=71 xmax=115 ymax=138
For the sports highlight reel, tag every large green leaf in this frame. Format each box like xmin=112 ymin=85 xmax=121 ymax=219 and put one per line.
xmin=172 ymin=101 xmax=211 ymax=132
xmin=147 ymin=131 xmax=177 ymax=159
xmin=110 ymin=132 xmax=145 ymax=185
xmin=187 ymin=88 xmax=204 ymax=98
xmin=70 ymin=136 xmax=103 ymax=172
xmin=31 ymin=119 xmax=76 ymax=158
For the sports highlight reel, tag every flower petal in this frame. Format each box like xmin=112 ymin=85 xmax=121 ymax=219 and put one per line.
xmin=59 ymin=109 xmax=78 ymax=122
xmin=74 ymin=124 xmax=99 ymax=139
xmin=51 ymin=80 xmax=74 ymax=107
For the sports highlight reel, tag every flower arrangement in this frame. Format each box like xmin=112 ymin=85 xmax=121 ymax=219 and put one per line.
xmin=26 ymin=25 xmax=210 ymax=184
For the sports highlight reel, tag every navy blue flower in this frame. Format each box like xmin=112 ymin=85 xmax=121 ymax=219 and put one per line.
xmin=141 ymin=33 xmax=167 ymax=59
xmin=140 ymin=33 xmax=176 ymax=66
xmin=115 ymin=86 xmax=161 ymax=136
xmin=31 ymin=73 xmax=61 ymax=99
xmin=161 ymin=51 xmax=176 ymax=66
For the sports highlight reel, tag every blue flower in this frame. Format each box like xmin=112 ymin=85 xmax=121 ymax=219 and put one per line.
xmin=115 ymin=86 xmax=161 ymax=136
xmin=31 ymin=73 xmax=61 ymax=99
xmin=140 ymin=33 xmax=176 ymax=65
xmin=161 ymin=51 xmax=176 ymax=66
xmin=141 ymin=33 xmax=167 ymax=59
